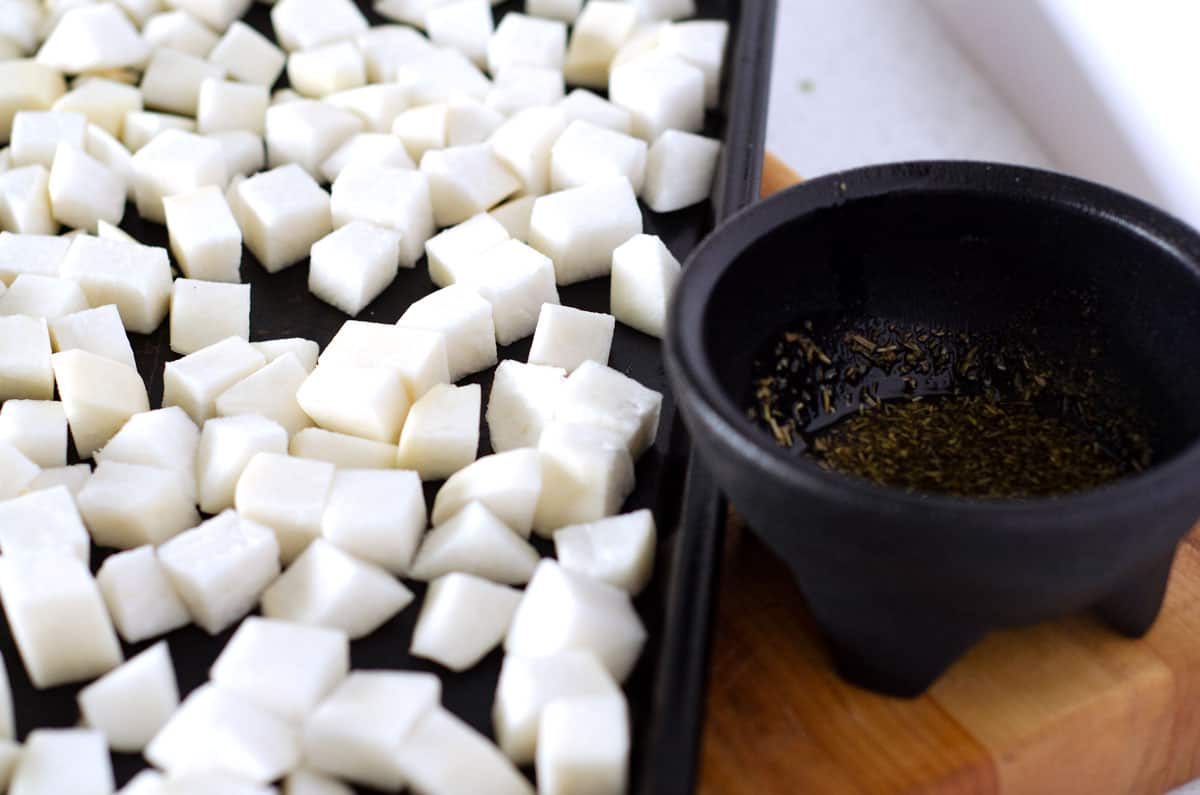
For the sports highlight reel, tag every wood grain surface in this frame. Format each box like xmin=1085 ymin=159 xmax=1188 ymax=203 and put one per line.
xmin=695 ymin=156 xmax=1200 ymax=795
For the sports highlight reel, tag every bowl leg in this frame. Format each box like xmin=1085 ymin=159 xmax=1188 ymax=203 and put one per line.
xmin=1094 ymin=548 xmax=1177 ymax=637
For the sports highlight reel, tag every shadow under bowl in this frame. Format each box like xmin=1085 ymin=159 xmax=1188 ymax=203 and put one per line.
xmin=665 ymin=161 xmax=1200 ymax=697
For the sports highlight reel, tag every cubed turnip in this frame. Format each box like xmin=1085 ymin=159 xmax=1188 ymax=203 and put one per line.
xmin=411 ymin=573 xmax=521 ymax=671
xmin=216 ymin=353 xmax=314 ymax=437
xmin=287 ymin=42 xmax=365 ymax=99
xmin=0 ymin=231 xmax=70 ymax=284
xmin=527 ymin=0 xmax=581 ymax=23
xmin=139 ymin=47 xmax=226 ymax=117
xmin=431 ymin=448 xmax=542 ymax=536
xmin=626 ymin=0 xmax=694 ymax=21
xmin=0 ymin=315 xmax=53 ymax=401
xmin=395 ymin=382 xmax=481 ymax=480
xmin=488 ymin=106 xmax=567 ymax=198
xmin=399 ymin=47 xmax=492 ymax=106
xmin=558 ymin=88 xmax=633 ymax=134
xmin=554 ymin=509 xmax=656 ymax=594
xmin=410 ymin=500 xmax=539 ymax=585
xmin=391 ymin=103 xmax=449 ymax=162
xmin=170 ymin=279 xmax=251 ymax=356
xmin=532 ymin=421 xmax=634 ymax=535
xmin=121 ymin=111 xmax=196 ymax=154
xmin=57 ymin=236 xmax=173 ymax=333
xmin=0 ymin=274 xmax=87 ymax=320
xmin=641 ymin=129 xmax=721 ymax=213
xmin=308 ymin=221 xmax=401 ymax=316
xmin=196 ymin=414 xmax=288 ymax=514
xmin=270 ymin=0 xmax=368 ymax=52
xmin=426 ymin=0 xmax=492 ymax=67
xmin=562 ymin=1 xmax=638 ymax=88
xmin=130 ymin=129 xmax=227 ymax=225
xmin=84 ymin=125 xmax=135 ymax=199
xmin=163 ymin=336 xmax=266 ymax=424
xmin=0 ymin=61 xmax=65 ymax=144
xmin=319 ymin=133 xmax=413 ymax=183
xmin=118 ymin=770 xmax=165 ymax=795
xmin=555 ymin=359 xmax=662 ymax=457
xmin=212 ymin=130 xmax=267 ymax=180
xmin=528 ymin=176 xmax=641 ymax=284
xmin=0 ymin=399 xmax=65 ymax=467
xmin=394 ymin=706 xmax=533 ymax=795
xmin=0 ymin=165 xmax=54 ymax=235
xmin=78 ymin=642 xmax=179 ymax=753
xmin=0 ymin=486 xmax=88 ymax=563
xmin=659 ymin=19 xmax=728 ymax=107
xmin=321 ymin=468 xmax=426 ymax=575
xmin=197 ymin=79 xmax=269 ymax=135
xmin=324 ymin=85 xmax=411 ymax=136
xmin=457 ymin=239 xmax=560 ymax=345
xmin=421 ymin=143 xmax=520 ymax=228
xmin=235 ymin=164 xmax=331 ymax=273
xmin=549 ymin=120 xmax=646 ymax=193
xmin=96 ymin=545 xmax=191 ymax=643
xmin=485 ymin=65 xmax=564 ymax=116
xmin=537 ymin=693 xmax=630 ymax=795
xmin=487 ymin=13 xmax=566 ymax=74
xmin=25 ymin=463 xmax=91 ymax=501
xmin=397 ymin=285 xmax=497 ymax=379
xmin=252 ymin=337 xmax=319 ymax=372
xmin=488 ymin=195 xmax=537 ymax=242
xmin=330 ymin=162 xmax=433 ymax=267
xmin=47 ymin=142 xmax=124 ymax=232
xmin=423 ymin=213 xmax=509 ymax=289
xmin=235 ymin=451 xmax=334 ymax=563
xmin=10 ymin=111 xmax=86 ymax=169
xmin=77 ymin=460 xmax=199 ymax=548
xmin=52 ymin=349 xmax=149 ymax=457
xmin=210 ymin=21 xmax=287 ymax=87
xmin=289 ymin=428 xmax=398 ymax=469
xmin=319 ymin=320 xmax=450 ymax=399
xmin=610 ymin=231 xmax=681 ymax=336
xmin=608 ymin=50 xmax=704 ymax=141
xmin=265 ymin=100 xmax=363 ymax=178
xmin=142 ymin=10 xmax=220 ymax=58
xmin=358 ymin=24 xmax=440 ymax=83
xmin=284 ymin=770 xmax=352 ymax=795
xmin=528 ymin=304 xmax=614 ymax=372
xmin=167 ymin=0 xmax=253 ymax=38
xmin=95 ymin=406 xmax=200 ymax=502
xmin=295 ymin=364 xmax=410 ymax=445
xmin=485 ymin=359 xmax=566 ymax=452
xmin=9 ymin=728 xmax=114 ymax=795
xmin=0 ymin=440 xmax=38 ymax=501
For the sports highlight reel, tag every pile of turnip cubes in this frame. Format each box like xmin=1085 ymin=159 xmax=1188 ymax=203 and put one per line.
xmin=0 ymin=0 xmax=726 ymax=790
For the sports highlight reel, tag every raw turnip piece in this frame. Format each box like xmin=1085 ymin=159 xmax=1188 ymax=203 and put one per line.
xmin=395 ymin=382 xmax=480 ymax=480
xmin=0 ymin=274 xmax=88 ymax=320
xmin=0 ymin=399 xmax=66 ymax=467
xmin=358 ymin=24 xmax=440 ymax=83
xmin=426 ymin=0 xmax=492 ymax=67
xmin=319 ymin=133 xmax=413 ymax=183
xmin=558 ymin=88 xmax=634 ymax=134
xmin=235 ymin=164 xmax=331 ymax=273
xmin=537 ymin=693 xmax=629 ymax=795
xmin=26 ymin=463 xmax=92 ymax=500
xmin=410 ymin=500 xmax=539 ymax=585
xmin=397 ymin=285 xmax=497 ymax=379
xmin=0 ymin=552 xmax=123 ymax=688
xmin=284 ymin=770 xmax=352 ymax=795
xmin=197 ymin=79 xmax=269 ymax=135
xmin=609 ymin=51 xmax=704 ymax=141
xmin=210 ymin=21 xmax=287 ymax=87
xmin=0 ymin=165 xmax=54 ymax=234
xmin=488 ymin=195 xmax=537 ymax=243
xmin=659 ymin=19 xmax=728 ymax=107
xmin=10 ymin=111 xmax=86 ymax=168
xmin=164 ymin=338 xmax=264 ymax=427
xmin=9 ymin=728 xmax=114 ymax=795
xmin=213 ymin=131 xmax=267 ymax=180
xmin=330 ymin=162 xmax=433 ymax=267
xmin=399 ymin=47 xmax=492 ymax=106
xmin=37 ymin=3 xmax=150 ymax=72
xmin=84 ymin=126 xmax=135 ymax=199
xmin=446 ymin=99 xmax=506 ymax=149
xmin=95 ymin=406 xmax=200 ymax=501
xmin=211 ymin=617 xmax=349 ymax=723
xmin=121 ymin=111 xmax=196 ymax=154
xmin=142 ymin=10 xmax=220 ymax=58
xmin=492 ymin=650 xmax=619 ymax=763
xmin=528 ymin=176 xmax=641 ymax=285
xmin=47 ymin=143 xmax=124 ymax=231
xmin=324 ymin=86 xmax=411 ymax=135
xmin=170 ymin=279 xmax=251 ymax=356
xmin=319 ymin=320 xmax=450 ymax=399
xmin=0 ymin=231 xmax=70 ymax=284
xmin=196 ymin=415 xmax=288 ymax=514
xmin=485 ymin=65 xmax=564 ymax=116
xmin=391 ymin=104 xmax=448 ymax=162
xmin=611 ymin=231 xmax=681 ymax=337
xmin=420 ymin=143 xmax=520 ymax=227
xmin=96 ymin=545 xmax=191 ymax=643
xmin=641 ymin=129 xmax=721 ymax=213
xmin=77 ymin=460 xmax=200 ymax=548
xmin=431 ymin=448 xmax=542 ymax=536
xmin=252 ymin=338 xmax=319 ymax=372
xmin=0 ymin=315 xmax=52 ymax=400
xmin=57 ymin=236 xmax=173 ymax=334
xmin=412 ymin=573 xmax=520 ymax=671
xmin=272 ymin=90 xmax=304 ymax=106
xmin=262 ymin=538 xmax=413 ymax=638
xmin=52 ymin=349 xmax=149 ymax=456
xmin=145 ymin=683 xmax=300 ymax=783
xmin=457 ymin=239 xmax=560 ymax=345
xmin=485 ymin=360 xmax=566 ymax=452
xmin=119 ymin=771 xmax=165 ymax=795
xmin=302 ymin=670 xmax=439 ymax=791
xmin=0 ymin=61 xmax=65 ymax=144
xmin=167 ymin=0 xmax=253 ymax=34
xmin=295 ymin=365 xmax=410 ymax=444
xmin=271 ymin=0 xmax=368 ymax=52
xmin=0 ymin=486 xmax=88 ymax=563
xmin=563 ymin=1 xmax=638 ymax=88
xmin=130 ymin=129 xmax=226 ymax=224
xmin=373 ymin=0 xmax=448 ymax=29
xmin=550 ymin=120 xmax=646 ymax=194
xmin=235 ymin=452 xmax=334 ymax=563
xmin=527 ymin=0 xmax=581 ymax=23
xmin=321 ymin=468 xmax=426 ymax=575
xmin=394 ymin=706 xmax=533 ymax=795
xmin=290 ymin=428 xmax=397 ymax=469
xmin=140 ymin=48 xmax=225 ymax=118
xmin=423 ymin=213 xmax=509 ymax=289
xmin=528 ymin=304 xmax=614 ymax=372
xmin=287 ymin=42 xmax=366 ymax=98
xmin=507 ymin=560 xmax=646 ymax=682
xmin=532 ymin=421 xmax=634 ymax=535
xmin=627 ymin=0 xmax=693 ymax=21
xmin=556 ymin=359 xmax=663 ymax=457
xmin=216 ymin=354 xmax=313 ymax=436
xmin=554 ymin=509 xmax=656 ymax=594
xmin=265 ymin=99 xmax=363 ymax=179
xmin=308 ymin=222 xmax=401 ymax=316
xmin=487 ymin=13 xmax=566 ymax=74
xmin=158 ymin=510 xmax=281 ymax=634
xmin=78 ymin=642 xmax=179 ymax=753
xmin=163 ymin=186 xmax=243 ymax=283
xmin=0 ymin=441 xmax=39 ymax=500
xmin=97 ymin=220 xmax=137 ymax=243
xmin=164 ymin=773 xmax=279 ymax=795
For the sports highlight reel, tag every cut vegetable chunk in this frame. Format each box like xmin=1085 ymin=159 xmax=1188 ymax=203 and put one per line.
xmin=216 ymin=353 xmax=313 ymax=437
xmin=411 ymin=572 xmax=521 ymax=671
xmin=391 ymin=103 xmax=448 ymax=162
xmin=486 ymin=65 xmax=565 ymax=116
xmin=308 ymin=221 xmax=401 ymax=316
xmin=9 ymin=728 xmax=114 ymax=795
xmin=610 ymin=231 xmax=681 ymax=337
xmin=532 ymin=421 xmax=634 ymax=535
xmin=0 ymin=486 xmax=88 ymax=563
xmin=140 ymin=47 xmax=226 ymax=118
xmin=330 ymin=162 xmax=433 ymax=267
xmin=271 ymin=0 xmax=368 ymax=52
xmin=0 ymin=231 xmax=70 ymax=284
xmin=142 ymin=11 xmax=220 ymax=59
xmin=236 ymin=452 xmax=335 ymax=563
xmin=52 ymin=349 xmax=149 ymax=457
xmin=78 ymin=460 xmax=199 ymax=549
xmin=26 ymin=464 xmax=91 ymax=501
xmin=488 ymin=195 xmax=537 ymax=242
xmin=562 ymin=1 xmax=638 ymax=88
xmin=118 ymin=770 xmax=165 ymax=795
xmin=394 ymin=706 xmax=533 ymax=795
xmin=265 ymin=100 xmax=363 ymax=179
xmin=319 ymin=320 xmax=450 ymax=400
xmin=290 ymin=428 xmax=397 ymax=469
xmin=0 ymin=314 xmax=52 ymax=400
xmin=0 ymin=274 xmax=88 ymax=321
xmin=397 ymin=285 xmax=497 ymax=380
xmin=395 ymin=382 xmax=481 ymax=481
xmin=421 ymin=143 xmax=521 ymax=228
xmin=425 ymin=0 xmax=493 ymax=68
xmin=431 ymin=448 xmax=543 ymax=536
xmin=57 ymin=236 xmax=173 ymax=334
xmin=0 ymin=61 xmax=66 ymax=144
xmin=163 ymin=772 xmax=278 ymax=795
xmin=96 ymin=406 xmax=200 ymax=502
xmin=608 ymin=50 xmax=704 ymax=141
xmin=295 ymin=365 xmax=410 ymax=445
xmin=163 ymin=187 xmax=243 ymax=284
xmin=550 ymin=120 xmax=647 ymax=193
xmin=130 ymin=129 xmax=227 ymax=224
xmin=0 ymin=165 xmax=54 ymax=235
xmin=36 ymin=3 xmax=150 ymax=72
xmin=252 ymin=338 xmax=319 ymax=372
xmin=196 ymin=415 xmax=288 ymax=514
xmin=626 ymin=0 xmax=694 ymax=21
xmin=324 ymin=86 xmax=412 ymax=136
xmin=457 ymin=239 xmax=560 ymax=345
xmin=486 ymin=360 xmax=566 ymax=452
xmin=537 ymin=693 xmax=630 ymax=795
xmin=554 ymin=509 xmax=656 ymax=594
xmin=555 ymin=359 xmax=663 ymax=457
xmin=487 ymin=13 xmax=566 ymax=74
xmin=163 ymin=336 xmax=266 ymax=424
xmin=10 ymin=111 xmax=86 ymax=169
xmin=528 ymin=177 xmax=642 ymax=285
xmin=121 ymin=111 xmax=196 ymax=154
xmin=287 ymin=42 xmax=366 ymax=99
xmin=167 ymin=0 xmax=253 ymax=41
xmin=423 ymin=213 xmax=509 ymax=289
xmin=213 ymin=130 xmax=267 ymax=181
xmin=0 ymin=399 xmax=66 ymax=467
xmin=528 ymin=304 xmax=614 ymax=372
xmin=84 ymin=126 xmax=135 ymax=200
xmin=235 ymin=164 xmax=331 ymax=273
xmin=659 ymin=18 xmax=728 ymax=107
xmin=319 ymin=132 xmax=413 ymax=183
xmin=410 ymin=501 xmax=539 ymax=585
xmin=78 ymin=642 xmax=179 ymax=753
xmin=321 ymin=468 xmax=426 ymax=575
xmin=488 ymin=106 xmax=568 ymax=199
xmin=284 ymin=770 xmax=353 ymax=795
xmin=0 ymin=440 xmax=39 ymax=501
xmin=641 ymin=129 xmax=720 ymax=212
xmin=527 ymin=0 xmax=582 ymax=23
xmin=48 ymin=142 xmax=124 ymax=232
xmin=558 ymin=88 xmax=633 ymax=134
xmin=97 ymin=545 xmax=191 ymax=643
xmin=170 ymin=279 xmax=251 ymax=355
xmin=210 ymin=21 xmax=287 ymax=87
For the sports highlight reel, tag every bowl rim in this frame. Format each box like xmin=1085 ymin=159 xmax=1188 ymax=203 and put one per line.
xmin=666 ymin=159 xmax=1200 ymax=529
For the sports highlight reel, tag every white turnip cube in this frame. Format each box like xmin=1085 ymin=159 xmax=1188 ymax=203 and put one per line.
xmin=142 ymin=10 xmax=219 ymax=58
xmin=47 ymin=142 xmax=124 ymax=231
xmin=285 ymin=770 xmax=353 ymax=795
xmin=0 ymin=314 xmax=52 ymax=400
xmin=163 ymin=336 xmax=266 ymax=423
xmin=52 ymin=349 xmax=149 ymax=457
xmin=357 ymin=24 xmax=439 ymax=83
xmin=78 ymin=460 xmax=199 ymax=548
xmin=197 ymin=79 xmax=269 ymax=135
xmin=330 ymin=162 xmax=432 ymax=267
xmin=157 ymin=510 xmax=281 ymax=634
xmin=659 ymin=19 xmax=727 ymax=107
xmin=641 ymin=129 xmax=721 ymax=213
xmin=492 ymin=650 xmax=618 ymax=763
xmin=170 ymin=279 xmax=251 ymax=355
xmin=121 ymin=111 xmax=196 ymax=154
xmin=374 ymin=0 xmax=447 ymax=29
xmin=78 ymin=642 xmax=179 ymax=753
xmin=213 ymin=130 xmax=267 ymax=180
xmin=0 ymin=231 xmax=69 ymax=284
xmin=397 ymin=46 xmax=492 ymax=106
xmin=563 ymin=1 xmax=638 ymax=88
xmin=609 ymin=51 xmax=703 ymax=141
xmin=485 ymin=65 xmax=564 ymax=116
xmin=96 ymin=545 xmax=191 ymax=643
xmin=0 ymin=486 xmax=88 ymax=563
xmin=26 ymin=463 xmax=92 ymax=500
xmin=10 ymin=111 xmax=86 ymax=169
xmin=319 ymin=133 xmax=413 ymax=184
xmin=550 ymin=119 xmax=646 ymax=192
xmin=9 ymin=729 xmax=114 ymax=795
xmin=216 ymin=353 xmax=313 ymax=436
xmin=210 ymin=21 xmax=287 ymax=87
xmin=506 ymin=559 xmax=645 ymax=681
xmin=528 ymin=303 xmax=614 ymax=372
xmin=57 ymin=236 xmax=173 ymax=333
xmin=397 ymin=286 xmax=497 ymax=380
xmin=95 ymin=406 xmax=200 ymax=501
xmin=486 ymin=359 xmax=566 ymax=451
xmin=295 ymin=364 xmax=410 ymax=444
xmin=533 ymin=421 xmax=634 ymax=535
xmin=426 ymin=0 xmax=492 ymax=67
xmin=308 ymin=222 xmax=400 ymax=316
xmin=145 ymin=683 xmax=300 ymax=783
xmin=558 ymin=88 xmax=633 ymax=133
xmin=0 ymin=440 xmax=37 ymax=500
xmin=395 ymin=382 xmax=480 ymax=481
xmin=391 ymin=103 xmax=448 ymax=162
xmin=423 ymin=214 xmax=509 ymax=289
xmin=211 ymin=616 xmax=349 ymax=723
xmin=302 ymin=670 xmax=439 ymax=791
xmin=287 ymin=42 xmax=365 ymax=98
xmin=140 ymin=47 xmax=226 ymax=118
xmin=324 ymin=86 xmax=411 ymax=136
xmin=457 ymin=239 xmax=559 ymax=345
xmin=556 ymin=359 xmax=662 ymax=457
xmin=0 ymin=552 xmax=123 ymax=688
xmin=253 ymin=338 xmax=319 ymax=372
xmin=290 ymin=428 xmax=397 ymax=469
xmin=163 ymin=186 xmax=242 ymax=283
xmin=488 ymin=195 xmax=537 ymax=241
xmin=431 ymin=448 xmax=542 ymax=536
xmin=394 ymin=706 xmax=533 ymax=795
xmin=167 ymin=0 xmax=253 ymax=34
xmin=319 ymin=320 xmax=450 ymax=399
xmin=271 ymin=0 xmax=368 ymax=52
xmin=265 ymin=99 xmax=363 ymax=178
xmin=626 ymin=0 xmax=693 ymax=21
xmin=119 ymin=770 xmax=165 ymax=795
xmin=321 ymin=468 xmax=426 ymax=575
xmin=614 ymin=24 xmax=671 ymax=70
xmin=0 ymin=61 xmax=65 ymax=144
xmin=0 ymin=399 xmax=65 ymax=467
xmin=235 ymin=451 xmax=334 ymax=563
xmin=0 ymin=274 xmax=87 ymax=320
xmin=610 ymin=231 xmax=681 ymax=337
xmin=261 ymin=538 xmax=414 ymax=639
xmin=130 ymin=129 xmax=226 ymax=224
xmin=528 ymin=176 xmax=641 ymax=284
xmin=447 ymin=98 xmax=506 ymax=146
xmin=0 ymin=165 xmax=54 ymax=235
xmin=537 ymin=693 xmax=629 ymax=795
xmin=97 ymin=220 xmax=137 ymax=243
xmin=487 ymin=13 xmax=566 ymax=74
xmin=420 ymin=143 xmax=519 ymax=228
xmin=411 ymin=500 xmax=538 ymax=584
xmin=527 ymin=0 xmax=581 ymax=23
xmin=196 ymin=414 xmax=288 ymax=514
xmin=84 ymin=125 xmax=135 ymax=200
xmin=554 ymin=508 xmax=655 ymax=594
xmin=236 ymin=164 xmax=331 ymax=273
xmin=163 ymin=772 xmax=279 ymax=795
xmin=411 ymin=572 xmax=520 ymax=671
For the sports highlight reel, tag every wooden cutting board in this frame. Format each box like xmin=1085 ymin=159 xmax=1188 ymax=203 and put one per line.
xmin=696 ymin=155 xmax=1200 ymax=795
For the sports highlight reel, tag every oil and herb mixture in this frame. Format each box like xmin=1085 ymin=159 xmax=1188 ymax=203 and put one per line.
xmin=748 ymin=317 xmax=1152 ymax=499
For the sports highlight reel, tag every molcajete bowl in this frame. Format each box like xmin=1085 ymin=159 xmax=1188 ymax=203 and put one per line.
xmin=664 ymin=161 xmax=1200 ymax=697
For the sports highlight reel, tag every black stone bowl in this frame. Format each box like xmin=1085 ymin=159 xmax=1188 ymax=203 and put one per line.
xmin=664 ymin=161 xmax=1200 ymax=697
